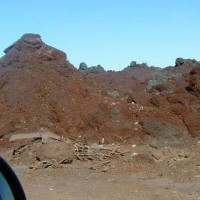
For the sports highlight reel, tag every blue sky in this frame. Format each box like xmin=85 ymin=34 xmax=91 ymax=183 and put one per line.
xmin=1 ymin=0 xmax=200 ymax=70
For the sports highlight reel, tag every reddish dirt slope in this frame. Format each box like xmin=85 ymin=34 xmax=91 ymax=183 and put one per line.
xmin=0 ymin=34 xmax=99 ymax=139
xmin=0 ymin=34 xmax=200 ymax=144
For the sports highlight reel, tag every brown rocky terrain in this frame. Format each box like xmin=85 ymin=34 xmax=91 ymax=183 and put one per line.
xmin=1 ymin=34 xmax=200 ymax=199
xmin=1 ymin=34 xmax=200 ymax=143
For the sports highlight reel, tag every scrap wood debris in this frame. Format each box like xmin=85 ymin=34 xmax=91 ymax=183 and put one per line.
xmin=29 ymin=158 xmax=73 ymax=170
xmin=73 ymin=141 xmax=120 ymax=161
xmin=9 ymin=132 xmax=121 ymax=169
xmin=9 ymin=132 xmax=62 ymax=142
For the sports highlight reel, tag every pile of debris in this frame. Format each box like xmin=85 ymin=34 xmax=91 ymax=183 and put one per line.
xmin=0 ymin=129 xmax=196 ymax=174
xmin=7 ymin=131 xmax=121 ymax=169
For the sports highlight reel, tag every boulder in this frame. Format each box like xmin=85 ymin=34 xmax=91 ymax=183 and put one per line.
xmin=36 ymin=140 xmax=74 ymax=163
xmin=89 ymin=65 xmax=105 ymax=73
xmin=81 ymin=64 xmax=105 ymax=74
xmin=129 ymin=61 xmax=137 ymax=67
xmin=141 ymin=117 xmax=187 ymax=147
xmin=141 ymin=118 xmax=184 ymax=138
xmin=79 ymin=62 xmax=88 ymax=70
xmin=175 ymin=57 xmax=198 ymax=67
xmin=0 ymin=33 xmax=67 ymax=67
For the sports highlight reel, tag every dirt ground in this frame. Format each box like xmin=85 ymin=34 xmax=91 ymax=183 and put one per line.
xmin=2 ymin=137 xmax=200 ymax=200
xmin=14 ymin=156 xmax=200 ymax=200
xmin=20 ymin=173 xmax=193 ymax=200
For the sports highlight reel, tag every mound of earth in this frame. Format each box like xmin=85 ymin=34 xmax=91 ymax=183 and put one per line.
xmin=0 ymin=33 xmax=200 ymax=145
xmin=0 ymin=34 xmax=100 ymax=139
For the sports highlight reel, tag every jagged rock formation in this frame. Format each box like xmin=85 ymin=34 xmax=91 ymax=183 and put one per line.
xmin=175 ymin=57 xmax=199 ymax=67
xmin=0 ymin=34 xmax=67 ymax=67
xmin=79 ymin=64 xmax=105 ymax=75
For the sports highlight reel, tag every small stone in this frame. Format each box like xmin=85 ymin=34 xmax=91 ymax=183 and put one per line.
xmin=108 ymin=91 xmax=120 ymax=98
xmin=89 ymin=166 xmax=96 ymax=170
xmin=122 ymin=154 xmax=133 ymax=162
xmin=151 ymin=149 xmax=163 ymax=160
xmin=102 ymin=166 xmax=108 ymax=173
xmin=132 ymin=152 xmax=138 ymax=156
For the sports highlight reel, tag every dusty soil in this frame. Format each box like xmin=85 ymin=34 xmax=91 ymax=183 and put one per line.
xmin=12 ymin=143 xmax=200 ymax=200
xmin=16 ymin=163 xmax=200 ymax=200
xmin=0 ymin=136 xmax=200 ymax=200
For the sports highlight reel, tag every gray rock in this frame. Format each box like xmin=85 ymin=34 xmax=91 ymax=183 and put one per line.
xmin=141 ymin=118 xmax=188 ymax=147
xmin=109 ymin=107 xmax=121 ymax=120
xmin=89 ymin=65 xmax=105 ymax=73
xmin=121 ymin=153 xmax=134 ymax=162
xmin=108 ymin=91 xmax=120 ymax=98
xmin=175 ymin=58 xmax=185 ymax=66
xmin=175 ymin=57 xmax=198 ymax=66
xmin=146 ymin=80 xmax=159 ymax=90
xmin=140 ymin=63 xmax=148 ymax=67
xmin=129 ymin=61 xmax=137 ymax=67
xmin=79 ymin=62 xmax=88 ymax=70
xmin=141 ymin=118 xmax=182 ymax=138
xmin=80 ymin=64 xmax=105 ymax=74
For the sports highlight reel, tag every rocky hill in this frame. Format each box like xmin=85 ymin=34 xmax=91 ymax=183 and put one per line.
xmin=0 ymin=33 xmax=200 ymax=145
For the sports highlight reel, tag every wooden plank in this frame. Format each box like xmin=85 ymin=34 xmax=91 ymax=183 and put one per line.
xmin=9 ymin=132 xmax=61 ymax=142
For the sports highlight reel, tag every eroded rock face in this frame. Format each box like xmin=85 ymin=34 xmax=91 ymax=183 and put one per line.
xmin=175 ymin=57 xmax=198 ymax=67
xmin=4 ymin=34 xmax=43 ymax=54
xmin=0 ymin=33 xmax=67 ymax=67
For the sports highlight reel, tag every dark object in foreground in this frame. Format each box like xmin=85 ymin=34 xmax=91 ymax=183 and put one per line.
xmin=0 ymin=157 xmax=26 ymax=200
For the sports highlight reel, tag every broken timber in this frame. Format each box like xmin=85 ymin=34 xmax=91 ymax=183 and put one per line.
xmin=9 ymin=132 xmax=61 ymax=142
